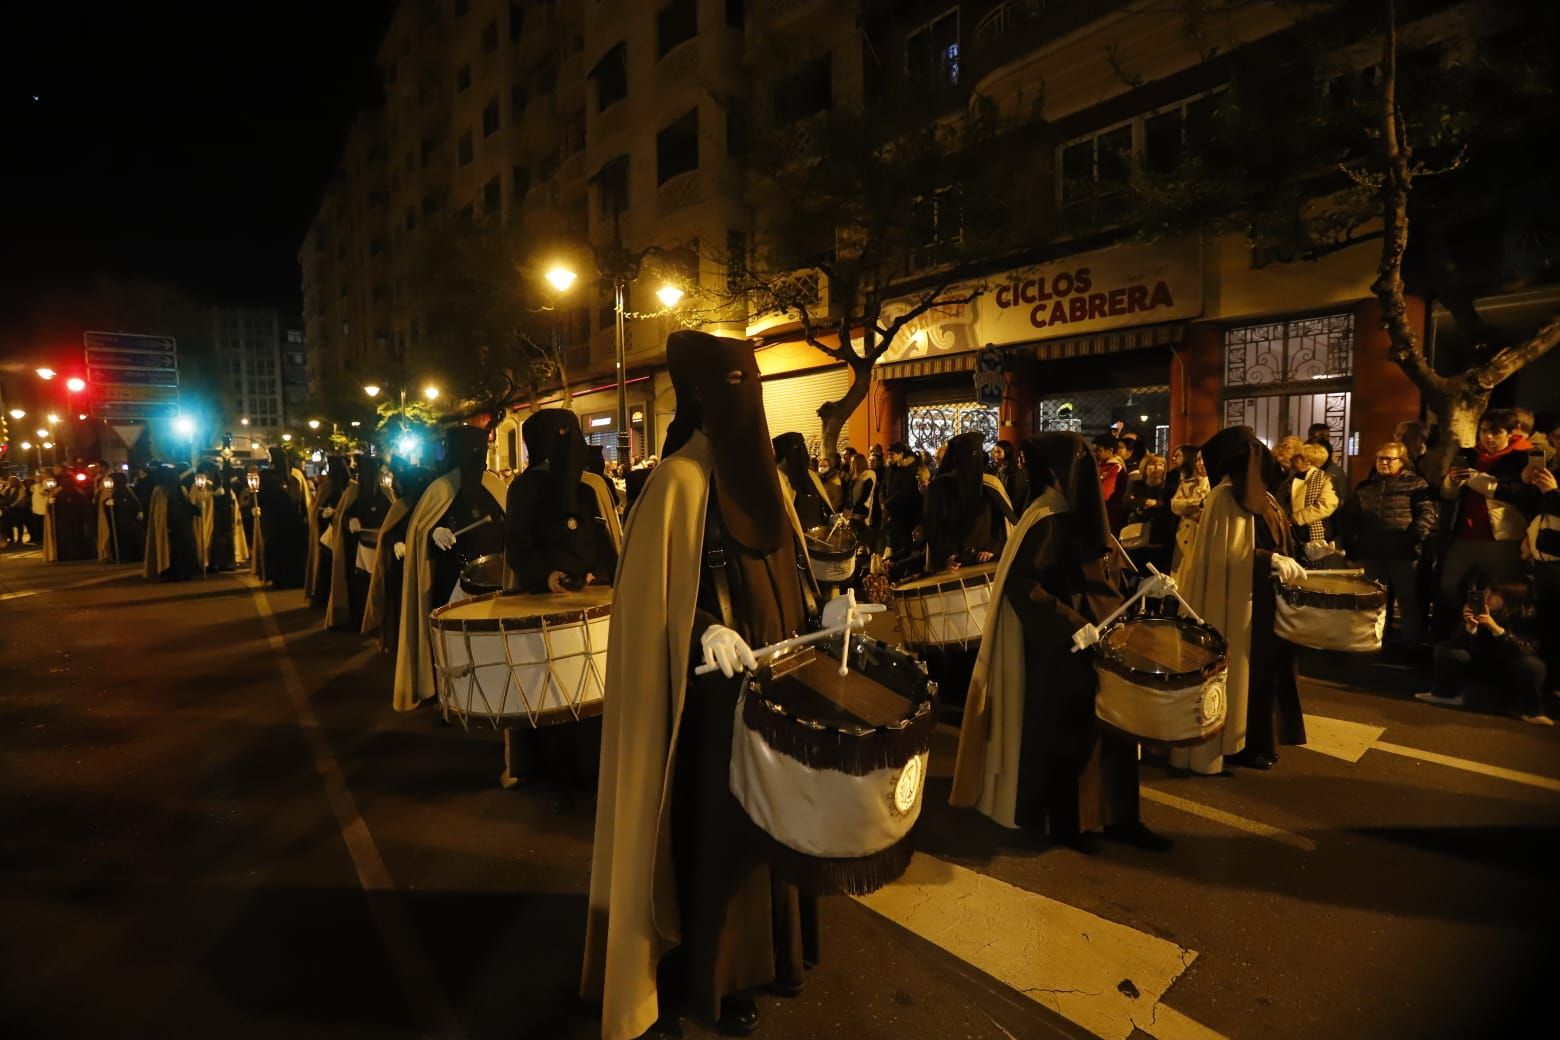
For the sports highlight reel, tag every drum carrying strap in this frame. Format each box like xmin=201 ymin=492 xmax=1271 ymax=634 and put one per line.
xmin=702 ymin=486 xmax=819 ymax=630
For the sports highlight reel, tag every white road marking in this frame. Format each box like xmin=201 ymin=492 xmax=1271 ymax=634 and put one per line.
xmin=0 ymin=567 xmax=139 ymax=600
xmin=248 ymin=582 xmax=466 ymax=1040
xmin=1299 ymin=713 xmax=1385 ymax=764
xmin=1141 ymin=786 xmax=1318 ymax=852
xmin=856 ymin=852 xmax=1212 ymax=1040
xmin=1372 ymin=740 xmax=1560 ymax=796
xmin=1135 ymin=1002 xmax=1232 ymax=1040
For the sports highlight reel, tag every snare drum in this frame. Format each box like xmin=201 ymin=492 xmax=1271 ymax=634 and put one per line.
xmin=1093 ymin=616 xmax=1228 ymax=746
xmin=428 ymin=587 xmax=611 ymax=728
xmin=805 ymin=522 xmax=858 ymax=585
xmin=355 ymin=528 xmax=379 ymax=573
xmin=1273 ymin=569 xmax=1386 ymax=653
xmin=728 ymin=632 xmax=937 ymax=895
xmin=891 ymin=562 xmax=997 ymax=649
xmin=448 ymin=552 xmax=506 ymax=605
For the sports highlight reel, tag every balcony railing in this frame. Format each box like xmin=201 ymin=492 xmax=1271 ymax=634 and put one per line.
xmin=969 ymin=0 xmax=1118 ymax=82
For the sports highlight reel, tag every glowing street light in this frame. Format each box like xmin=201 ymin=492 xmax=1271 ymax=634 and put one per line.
xmin=308 ymin=419 xmax=321 ymax=430
xmin=173 ymin=415 xmax=196 ymax=438
xmin=422 ymin=385 xmax=440 ymax=402
xmin=77 ymin=413 xmax=87 ymax=421
xmin=281 ymin=433 xmax=293 ymax=443
xmin=46 ymin=413 xmax=59 ymax=425
xmin=396 ymin=434 xmax=418 ymax=455
xmin=362 ymin=384 xmax=382 ymax=398
xmin=65 ymin=377 xmax=86 ymax=393
xmin=240 ymin=417 xmax=251 ymax=426
xmin=545 ymin=265 xmax=578 ymax=293
xmin=35 ymin=428 xmax=48 ymax=438
xmin=41 ymin=441 xmax=53 ymax=449
xmin=20 ymin=441 xmax=31 ymax=450
xmin=656 ymin=284 xmax=685 ymax=308
xmin=36 ymin=367 xmax=56 ymax=381
xmin=8 ymin=408 xmax=24 ymax=420
xmin=350 ymin=420 xmax=361 ymax=428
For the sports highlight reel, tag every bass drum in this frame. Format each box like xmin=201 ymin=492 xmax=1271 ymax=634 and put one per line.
xmin=448 ymin=552 xmax=506 ymax=605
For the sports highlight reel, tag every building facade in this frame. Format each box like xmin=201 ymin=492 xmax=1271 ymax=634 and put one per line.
xmin=209 ymin=305 xmax=286 ymax=449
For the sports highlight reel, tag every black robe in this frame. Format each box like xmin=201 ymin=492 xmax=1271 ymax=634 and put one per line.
xmin=924 ymin=479 xmax=1010 ymax=571
xmin=308 ymin=481 xmax=345 ymax=607
xmin=157 ymin=484 xmax=203 ymax=582
xmin=428 ymin=481 xmax=505 ymax=606
xmin=52 ymin=486 xmax=97 ymax=561
xmin=207 ymin=484 xmax=237 ymax=571
xmin=106 ymin=487 xmax=145 ymax=563
xmin=504 ymin=471 xmax=616 ymax=594
xmin=344 ymin=482 xmax=393 ymax=630
xmin=258 ymin=471 xmax=307 ymax=589
xmin=1003 ymin=513 xmax=1139 ymax=836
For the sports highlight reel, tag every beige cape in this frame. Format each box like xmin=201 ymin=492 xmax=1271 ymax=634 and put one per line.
xmin=391 ymin=471 xmax=460 ymax=712
xmin=96 ymin=486 xmax=115 ymax=562
xmin=1167 ymin=480 xmax=1253 ymax=775
xmin=361 ymin=494 xmax=413 ymax=640
xmin=949 ymin=488 xmax=1067 ymax=826
xmin=142 ymin=486 xmax=171 ymax=579
xmin=581 ymin=471 xmax=625 ymax=552
xmin=323 ymin=481 xmax=360 ymax=630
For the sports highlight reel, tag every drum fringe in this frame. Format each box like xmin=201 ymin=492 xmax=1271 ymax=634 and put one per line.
xmin=742 ymin=694 xmax=937 ymax=778
xmin=751 ymin=824 xmax=919 ymax=897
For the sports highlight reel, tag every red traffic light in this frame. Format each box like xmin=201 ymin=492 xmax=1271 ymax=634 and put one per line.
xmin=66 ymin=377 xmax=87 ymax=393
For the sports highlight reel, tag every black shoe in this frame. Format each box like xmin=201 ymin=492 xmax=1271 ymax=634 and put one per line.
xmin=1058 ymin=831 xmax=1101 ymax=855
xmin=717 ymin=995 xmax=760 ymax=1036
xmin=1104 ymin=823 xmax=1174 ymax=853
xmin=1230 ymin=750 xmax=1277 ymax=770
xmin=766 ymin=977 xmax=804 ymax=998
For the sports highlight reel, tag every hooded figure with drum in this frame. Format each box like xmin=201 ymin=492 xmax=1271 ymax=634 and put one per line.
xmin=480 ymin=407 xmax=622 ymax=797
xmin=585 ymin=331 xmax=938 ymax=1040
xmin=951 ymin=432 xmax=1173 ymax=852
xmin=325 ymin=452 xmax=394 ymax=632
xmin=392 ymin=425 xmax=506 ymax=712
xmin=362 ymin=463 xmax=432 ymax=654
xmin=305 ymin=455 xmax=351 ymax=607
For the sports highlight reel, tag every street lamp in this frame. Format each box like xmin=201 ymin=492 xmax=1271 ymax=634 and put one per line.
xmin=240 ymin=417 xmax=250 ymax=426
xmin=173 ymin=414 xmax=197 ymax=465
xmin=65 ymin=377 xmax=86 ymax=393
xmin=9 ymin=408 xmax=24 ymax=420
xmin=422 ymin=385 xmax=440 ymax=402
xmin=281 ymin=433 xmax=293 ymax=443
xmin=46 ymin=413 xmax=59 ymax=426
xmin=656 ymin=284 xmax=685 ymax=308
xmin=545 ymin=266 xmax=578 ymax=293
xmin=36 ymin=367 xmax=55 ymax=381
xmin=362 ymin=384 xmax=382 ymax=398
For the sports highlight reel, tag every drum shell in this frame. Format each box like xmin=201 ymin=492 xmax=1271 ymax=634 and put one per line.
xmin=429 ymin=590 xmax=610 ymax=728
xmin=1092 ymin=617 xmax=1228 ymax=746
xmin=1273 ymin=575 xmax=1386 ymax=652
xmin=891 ymin=566 xmax=996 ymax=648
xmin=808 ymin=550 xmax=857 ymax=585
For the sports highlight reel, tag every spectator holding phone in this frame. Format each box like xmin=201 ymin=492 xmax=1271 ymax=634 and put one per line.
xmin=1416 ymin=579 xmax=1551 ymax=725
xmin=1523 ymin=450 xmax=1560 ymax=702
xmin=1435 ymin=409 xmax=1538 ymax=636
xmin=1336 ymin=440 xmax=1437 ymax=645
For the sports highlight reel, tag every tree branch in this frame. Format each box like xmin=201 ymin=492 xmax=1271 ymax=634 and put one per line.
xmin=1468 ymin=311 xmax=1560 ymax=390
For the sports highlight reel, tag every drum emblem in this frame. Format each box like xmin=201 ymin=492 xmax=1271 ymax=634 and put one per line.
xmin=1199 ymin=676 xmax=1228 ymax=728
xmin=566 ymin=516 xmax=579 ymax=530
xmin=891 ymin=755 xmax=923 ymax=815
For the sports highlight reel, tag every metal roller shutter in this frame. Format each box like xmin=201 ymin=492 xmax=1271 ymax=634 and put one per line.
xmin=761 ymin=366 xmax=853 ymax=455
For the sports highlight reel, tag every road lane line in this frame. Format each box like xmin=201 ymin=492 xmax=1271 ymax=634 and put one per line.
xmin=1141 ymin=787 xmax=1318 ymax=853
xmin=0 ymin=567 xmax=138 ymax=600
xmin=1134 ymin=1002 xmax=1231 ymax=1040
xmin=856 ymin=852 xmax=1204 ymax=1040
xmin=249 ymin=582 xmax=466 ymax=1040
xmin=1372 ymin=740 xmax=1560 ymax=796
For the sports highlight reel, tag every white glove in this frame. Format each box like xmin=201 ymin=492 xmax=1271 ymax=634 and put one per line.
xmin=1271 ymin=553 xmax=1306 ymax=585
xmin=1138 ymin=571 xmax=1177 ymax=599
xmin=1071 ymin=623 xmax=1102 ymax=653
xmin=321 ymin=507 xmax=336 ymax=519
xmin=432 ymin=527 xmax=457 ymax=551
xmin=820 ymin=589 xmax=886 ymax=632
xmin=393 ymin=541 xmax=406 ymax=561
xmin=348 ymin=517 xmax=362 ymax=534
xmin=699 ymin=624 xmax=757 ymax=678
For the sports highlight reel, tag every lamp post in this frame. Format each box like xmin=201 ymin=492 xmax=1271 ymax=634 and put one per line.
xmin=541 ymin=242 xmax=682 ymax=466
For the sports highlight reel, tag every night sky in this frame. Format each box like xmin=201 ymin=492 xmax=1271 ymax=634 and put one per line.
xmin=0 ymin=1 xmax=396 ymax=335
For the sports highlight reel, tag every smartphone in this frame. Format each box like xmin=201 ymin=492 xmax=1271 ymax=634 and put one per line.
xmin=1458 ymin=447 xmax=1480 ymax=468
xmin=1529 ymin=448 xmax=1548 ymax=465
xmin=1466 ymin=587 xmax=1487 ymax=613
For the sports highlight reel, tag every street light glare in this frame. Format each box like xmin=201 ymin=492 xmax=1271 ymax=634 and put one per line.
xmin=173 ymin=416 xmax=196 ymax=437
xmin=657 ymin=284 xmax=685 ymax=308
xmin=42 ymin=442 xmax=53 ymax=449
xmin=422 ymin=385 xmax=440 ymax=401
xmin=281 ymin=433 xmax=293 ymax=442
xmin=36 ymin=367 xmax=56 ymax=380
xmin=308 ymin=419 xmax=321 ymax=430
xmin=46 ymin=413 xmax=60 ymax=425
xmin=20 ymin=441 xmax=31 ymax=450
xmin=77 ymin=413 xmax=87 ymax=421
xmin=240 ymin=417 xmax=250 ymax=425
xmin=8 ymin=408 xmax=23 ymax=420
xmin=396 ymin=435 xmax=418 ymax=454
xmin=36 ymin=428 xmax=48 ymax=438
xmin=66 ymin=377 xmax=87 ymax=393
xmin=363 ymin=384 xmax=382 ymax=398
xmin=545 ymin=266 xmax=578 ymax=292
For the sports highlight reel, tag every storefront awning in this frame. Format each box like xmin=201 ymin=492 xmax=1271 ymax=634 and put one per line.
xmin=876 ymin=322 xmax=1186 ymax=381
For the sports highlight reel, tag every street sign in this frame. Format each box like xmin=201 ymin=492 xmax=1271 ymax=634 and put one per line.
xmin=83 ymin=330 xmax=179 ymax=421
xmin=91 ymin=400 xmax=180 ymax=420
xmin=973 ymin=344 xmax=1005 ymax=406
xmin=89 ymin=384 xmax=180 ymax=403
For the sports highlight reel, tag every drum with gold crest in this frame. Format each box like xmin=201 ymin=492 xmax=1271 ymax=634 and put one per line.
xmin=727 ymin=631 xmax=937 ymax=895
xmin=1273 ymin=568 xmax=1386 ymax=653
xmin=890 ymin=562 xmax=998 ymax=649
xmin=429 ymin=587 xmax=611 ymax=729
xmin=1093 ymin=616 xmax=1228 ymax=746
xmin=804 ymin=518 xmax=859 ymax=586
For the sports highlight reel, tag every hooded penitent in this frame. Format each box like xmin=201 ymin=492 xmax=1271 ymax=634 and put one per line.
xmin=584 ymin=331 xmax=821 ymax=1040
xmin=363 ymin=465 xmax=432 ymax=649
xmin=306 ymin=455 xmax=351 ymax=604
xmin=1169 ymin=425 xmax=1300 ymax=775
xmin=773 ymin=431 xmax=830 ymax=531
xmin=951 ymin=431 xmax=1136 ymax=830
xmin=504 ymin=408 xmax=619 ymax=594
xmin=256 ymin=447 xmax=308 ymax=588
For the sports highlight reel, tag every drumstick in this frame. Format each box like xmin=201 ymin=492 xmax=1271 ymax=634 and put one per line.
xmin=451 ymin=515 xmax=494 ymax=538
xmin=693 ymin=611 xmax=864 ymax=677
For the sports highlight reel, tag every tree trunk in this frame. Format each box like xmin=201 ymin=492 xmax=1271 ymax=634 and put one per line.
xmin=818 ymin=356 xmax=873 ymax=458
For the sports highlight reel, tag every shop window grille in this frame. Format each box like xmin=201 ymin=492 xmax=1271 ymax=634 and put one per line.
xmin=1222 ymin=312 xmax=1354 ymax=461
xmin=907 ymin=403 xmax=1000 ymax=457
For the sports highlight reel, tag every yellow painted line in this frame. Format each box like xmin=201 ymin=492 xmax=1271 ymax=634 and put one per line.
xmin=856 ymin=853 xmax=1199 ymax=1040
xmin=249 ymin=583 xmax=466 ymax=1040
xmin=1373 ymin=740 xmax=1560 ymax=796
xmin=1142 ymin=787 xmax=1318 ymax=853
xmin=1135 ymin=1002 xmax=1232 ymax=1040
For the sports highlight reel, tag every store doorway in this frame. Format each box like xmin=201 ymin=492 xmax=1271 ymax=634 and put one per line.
xmin=1034 ymin=385 xmax=1171 ymax=455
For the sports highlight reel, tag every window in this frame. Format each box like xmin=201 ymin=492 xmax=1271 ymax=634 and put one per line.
xmin=590 ymin=43 xmax=628 ymax=112
xmin=726 ymin=0 xmax=746 ymax=30
xmin=457 ymin=130 xmax=473 ymax=166
xmin=658 ymin=0 xmax=698 ymax=58
xmin=513 ymin=164 xmax=531 ymax=195
xmin=483 ymin=176 xmax=502 ymax=213
xmin=1059 ymin=91 xmax=1226 ymax=222
xmin=421 ymin=136 xmax=438 ymax=165
xmin=594 ymin=154 xmax=629 ymax=219
xmin=482 ymin=19 xmax=499 ymax=53
xmin=482 ymin=98 xmax=500 ymax=136
xmin=509 ymin=3 xmax=526 ymax=43
xmin=1059 ymin=123 xmax=1130 ymax=224
xmin=911 ymin=185 xmax=962 ymax=267
xmin=773 ymin=54 xmax=831 ymax=124
xmin=457 ymin=63 xmax=471 ymax=91
xmin=1222 ymin=313 xmax=1356 ymax=460
xmin=422 ymin=192 xmax=443 ymax=218
xmin=726 ymin=99 xmax=750 ymax=157
xmin=563 ymin=109 xmax=585 ymax=156
xmin=657 ymin=109 xmax=699 ymax=184
xmin=906 ymin=8 xmax=960 ymax=86
xmin=511 ymin=83 xmax=528 ymax=115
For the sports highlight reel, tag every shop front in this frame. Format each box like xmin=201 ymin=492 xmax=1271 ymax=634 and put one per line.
xmin=506 ymin=373 xmax=656 ymax=467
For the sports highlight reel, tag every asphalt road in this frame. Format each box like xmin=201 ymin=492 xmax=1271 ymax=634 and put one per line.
xmin=2 ymin=549 xmax=1556 ymax=1040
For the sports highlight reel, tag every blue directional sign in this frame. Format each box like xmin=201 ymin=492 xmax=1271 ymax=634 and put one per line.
xmin=83 ymin=330 xmax=180 ymax=421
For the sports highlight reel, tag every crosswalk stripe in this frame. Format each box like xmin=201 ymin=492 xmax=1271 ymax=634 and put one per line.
xmin=1141 ymin=786 xmax=1318 ymax=852
xmin=1372 ymin=740 xmax=1560 ymax=795
xmin=856 ymin=852 xmax=1208 ymax=1040
xmin=1299 ymin=713 xmax=1385 ymax=763
xmin=1135 ymin=1002 xmax=1232 ymax=1040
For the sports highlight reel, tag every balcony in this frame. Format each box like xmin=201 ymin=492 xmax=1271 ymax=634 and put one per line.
xmin=656 ymin=169 xmax=704 ymax=220
xmin=656 ymin=37 xmax=700 ymax=92
xmin=755 ymin=0 xmax=831 ymax=31
xmin=968 ymin=0 xmax=1117 ymax=83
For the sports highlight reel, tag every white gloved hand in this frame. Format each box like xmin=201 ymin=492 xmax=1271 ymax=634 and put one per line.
xmin=321 ymin=506 xmax=336 ymax=519
xmin=820 ymin=589 xmax=886 ymax=632
xmin=431 ymin=526 xmax=457 ymax=551
xmin=348 ymin=517 xmax=362 ymax=534
xmin=699 ymin=624 xmax=758 ymax=678
xmin=1139 ymin=571 xmax=1177 ymax=599
xmin=1071 ymin=623 xmax=1102 ymax=653
xmin=393 ymin=541 xmax=406 ymax=561
xmin=1271 ymin=553 xmax=1307 ymax=585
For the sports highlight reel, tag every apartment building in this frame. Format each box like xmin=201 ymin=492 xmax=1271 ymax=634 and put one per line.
xmin=209 ymin=305 xmax=286 ymax=446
